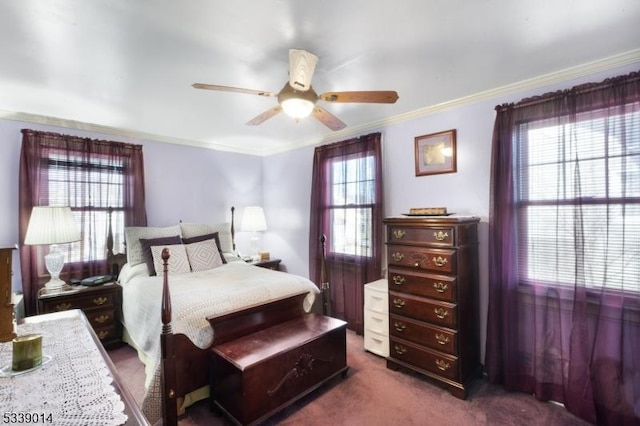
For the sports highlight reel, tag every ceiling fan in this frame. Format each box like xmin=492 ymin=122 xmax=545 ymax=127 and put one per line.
xmin=192 ymin=49 xmax=399 ymax=131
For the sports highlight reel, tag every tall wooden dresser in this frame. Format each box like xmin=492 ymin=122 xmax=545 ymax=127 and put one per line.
xmin=383 ymin=216 xmax=480 ymax=399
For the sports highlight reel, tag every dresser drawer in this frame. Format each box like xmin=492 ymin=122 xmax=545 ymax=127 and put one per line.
xmin=40 ymin=292 xmax=115 ymax=313
xmin=388 ymin=268 xmax=457 ymax=302
xmin=86 ymin=307 xmax=117 ymax=328
xmin=94 ymin=324 xmax=119 ymax=342
xmin=387 ymin=226 xmax=455 ymax=247
xmin=390 ymin=337 xmax=459 ymax=381
xmin=387 ymin=245 xmax=456 ymax=274
xmin=389 ymin=291 xmax=457 ymax=328
xmin=364 ymin=329 xmax=389 ymax=357
xmin=364 ymin=285 xmax=388 ymax=313
xmin=389 ymin=314 xmax=457 ymax=355
xmin=364 ymin=308 xmax=389 ymax=335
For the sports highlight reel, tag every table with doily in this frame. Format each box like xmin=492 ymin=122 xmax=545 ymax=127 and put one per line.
xmin=0 ymin=309 xmax=148 ymax=425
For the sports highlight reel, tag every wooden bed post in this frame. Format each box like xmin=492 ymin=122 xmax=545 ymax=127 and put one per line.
xmin=231 ymin=206 xmax=236 ymax=252
xmin=160 ymin=248 xmax=178 ymax=426
xmin=320 ymin=234 xmax=331 ymax=316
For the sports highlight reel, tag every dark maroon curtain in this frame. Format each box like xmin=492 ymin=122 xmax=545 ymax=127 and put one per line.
xmin=19 ymin=130 xmax=147 ymax=316
xmin=309 ymin=132 xmax=384 ymax=334
xmin=486 ymin=72 xmax=640 ymax=425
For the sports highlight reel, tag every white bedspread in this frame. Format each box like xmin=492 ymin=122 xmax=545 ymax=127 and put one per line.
xmin=120 ymin=261 xmax=319 ymax=424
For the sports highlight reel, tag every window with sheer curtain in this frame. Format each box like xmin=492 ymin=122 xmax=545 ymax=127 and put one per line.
xmin=487 ymin=71 xmax=640 ymax=426
xmin=515 ymin=109 xmax=640 ymax=293
xmin=47 ymin=151 xmax=126 ymax=264
xmin=19 ymin=129 xmax=147 ymax=315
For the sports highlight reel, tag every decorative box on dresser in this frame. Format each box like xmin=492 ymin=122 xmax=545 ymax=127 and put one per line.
xmin=38 ymin=282 xmax=122 ymax=349
xmin=363 ymin=278 xmax=389 ymax=357
xmin=383 ymin=215 xmax=480 ymax=399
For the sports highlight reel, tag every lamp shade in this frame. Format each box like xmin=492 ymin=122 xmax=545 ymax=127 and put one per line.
xmin=24 ymin=206 xmax=81 ymax=246
xmin=241 ymin=206 xmax=267 ymax=232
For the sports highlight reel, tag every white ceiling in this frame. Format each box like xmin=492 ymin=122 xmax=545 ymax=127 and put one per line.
xmin=0 ymin=1 xmax=639 ymax=156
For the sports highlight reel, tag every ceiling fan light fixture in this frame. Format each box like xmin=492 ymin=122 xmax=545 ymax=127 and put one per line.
xmin=281 ymin=98 xmax=315 ymax=118
xmin=277 ymin=83 xmax=318 ymax=119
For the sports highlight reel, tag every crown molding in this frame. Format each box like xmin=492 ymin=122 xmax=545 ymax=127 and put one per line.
xmin=2 ymin=49 xmax=639 ymax=157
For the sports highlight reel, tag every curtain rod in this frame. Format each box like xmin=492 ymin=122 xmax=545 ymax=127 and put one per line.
xmin=496 ymin=70 xmax=640 ymax=112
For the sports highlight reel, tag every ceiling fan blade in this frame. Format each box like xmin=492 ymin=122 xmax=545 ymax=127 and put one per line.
xmin=312 ymin=106 xmax=346 ymax=131
xmin=288 ymin=49 xmax=318 ymax=91
xmin=192 ymin=83 xmax=276 ymax=97
xmin=320 ymin=91 xmax=399 ymax=103
xmin=246 ymin=105 xmax=282 ymax=126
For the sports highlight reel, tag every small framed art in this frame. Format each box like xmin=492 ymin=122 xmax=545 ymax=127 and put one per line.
xmin=414 ymin=129 xmax=457 ymax=176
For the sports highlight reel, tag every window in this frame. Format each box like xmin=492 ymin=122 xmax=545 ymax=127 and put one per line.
xmin=515 ymin=108 xmax=640 ymax=292
xmin=47 ymin=152 xmax=126 ymax=263
xmin=329 ymin=154 xmax=375 ymax=257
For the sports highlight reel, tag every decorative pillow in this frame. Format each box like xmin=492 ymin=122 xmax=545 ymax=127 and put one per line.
xmin=184 ymin=239 xmax=224 ymax=272
xmin=180 ymin=222 xmax=233 ymax=253
xmin=181 ymin=232 xmax=227 ymax=264
xmin=139 ymin=236 xmax=182 ymax=276
xmin=124 ymin=225 xmax=182 ymax=267
xmin=150 ymin=245 xmax=191 ymax=276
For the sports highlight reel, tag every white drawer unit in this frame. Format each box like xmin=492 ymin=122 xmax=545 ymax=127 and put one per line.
xmin=364 ymin=278 xmax=389 ymax=357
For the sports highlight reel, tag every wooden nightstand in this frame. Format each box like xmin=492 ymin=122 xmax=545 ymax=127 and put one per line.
xmin=249 ymin=259 xmax=281 ymax=271
xmin=37 ymin=282 xmax=122 ymax=349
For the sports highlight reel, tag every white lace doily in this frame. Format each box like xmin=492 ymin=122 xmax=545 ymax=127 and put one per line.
xmin=0 ymin=316 xmax=128 ymax=426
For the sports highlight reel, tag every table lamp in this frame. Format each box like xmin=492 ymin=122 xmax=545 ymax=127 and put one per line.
xmin=241 ymin=206 xmax=267 ymax=261
xmin=24 ymin=206 xmax=81 ymax=291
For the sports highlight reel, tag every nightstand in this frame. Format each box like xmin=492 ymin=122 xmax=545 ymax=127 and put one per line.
xmin=37 ymin=281 xmax=122 ymax=349
xmin=249 ymin=259 xmax=281 ymax=271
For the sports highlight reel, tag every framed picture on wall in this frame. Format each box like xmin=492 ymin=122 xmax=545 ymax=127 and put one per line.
xmin=414 ymin=129 xmax=457 ymax=176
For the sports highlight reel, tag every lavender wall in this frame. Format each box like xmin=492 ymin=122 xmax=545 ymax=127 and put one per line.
xmin=1 ymin=61 xmax=637 ymax=361
xmin=263 ymin=62 xmax=640 ymax=362
xmin=0 ymin=120 xmax=263 ymax=292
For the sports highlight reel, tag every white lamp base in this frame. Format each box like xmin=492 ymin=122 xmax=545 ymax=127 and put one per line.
xmin=44 ymin=247 xmax=66 ymax=292
xmin=44 ymin=278 xmax=66 ymax=292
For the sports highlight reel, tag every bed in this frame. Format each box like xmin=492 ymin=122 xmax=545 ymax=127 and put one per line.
xmin=107 ymin=208 xmax=325 ymax=425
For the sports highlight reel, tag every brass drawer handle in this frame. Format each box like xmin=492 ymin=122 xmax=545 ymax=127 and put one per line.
xmin=435 ymin=359 xmax=451 ymax=371
xmin=433 ymin=282 xmax=448 ymax=293
xmin=97 ymin=330 xmax=109 ymax=340
xmin=93 ymin=296 xmax=108 ymax=306
xmin=392 ymin=275 xmax=405 ymax=286
xmin=394 ymin=344 xmax=407 ymax=355
xmin=435 ymin=333 xmax=450 ymax=345
xmin=433 ymin=231 xmax=449 ymax=241
xmin=392 ymin=252 xmax=404 ymax=262
xmin=94 ymin=314 xmax=110 ymax=324
xmin=393 ymin=298 xmax=406 ymax=309
xmin=393 ymin=230 xmax=406 ymax=239
xmin=394 ymin=321 xmax=406 ymax=332
xmin=55 ymin=302 xmax=73 ymax=311
xmin=434 ymin=307 xmax=448 ymax=319
xmin=432 ymin=256 xmax=448 ymax=267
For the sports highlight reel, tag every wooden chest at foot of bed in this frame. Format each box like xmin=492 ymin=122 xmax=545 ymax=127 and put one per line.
xmin=211 ymin=313 xmax=348 ymax=426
